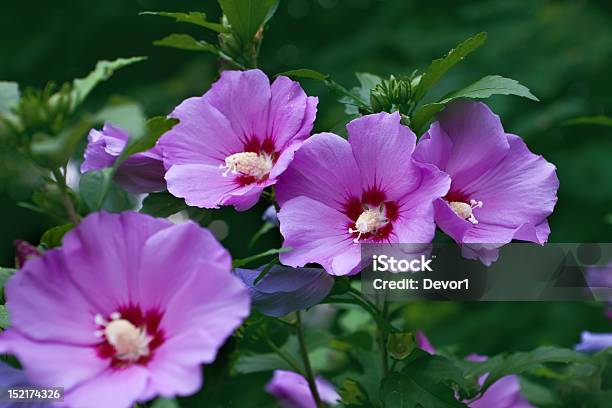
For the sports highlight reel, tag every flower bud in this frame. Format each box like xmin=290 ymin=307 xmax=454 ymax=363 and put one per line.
xmin=387 ymin=332 xmax=415 ymax=360
xmin=14 ymin=240 xmax=41 ymax=268
xmin=370 ymin=90 xmax=391 ymax=113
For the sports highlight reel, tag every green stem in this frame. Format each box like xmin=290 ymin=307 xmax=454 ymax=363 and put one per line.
xmin=347 ymin=287 xmax=395 ymax=334
xmin=52 ymin=168 xmax=79 ymax=225
xmin=265 ymin=337 xmax=304 ymax=375
xmin=378 ymin=300 xmax=390 ymax=376
xmin=296 ymin=311 xmax=323 ymax=408
xmin=348 ymin=286 xmax=391 ymax=376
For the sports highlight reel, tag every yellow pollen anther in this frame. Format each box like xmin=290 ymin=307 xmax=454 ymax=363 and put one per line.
xmin=348 ymin=207 xmax=388 ymax=243
xmin=221 ymin=152 xmax=273 ymax=179
xmin=95 ymin=313 xmax=151 ymax=362
xmin=449 ymin=199 xmax=483 ymax=224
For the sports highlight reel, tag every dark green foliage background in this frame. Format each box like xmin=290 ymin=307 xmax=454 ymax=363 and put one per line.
xmin=1 ymin=0 xmax=611 ymax=405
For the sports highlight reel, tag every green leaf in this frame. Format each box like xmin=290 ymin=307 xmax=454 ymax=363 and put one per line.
xmin=413 ymin=32 xmax=487 ymax=102
xmin=0 ymin=81 xmax=20 ymax=114
xmin=563 ymin=115 xmax=612 ymax=127
xmin=79 ymin=169 xmax=135 ymax=213
xmin=381 ymin=355 xmax=470 ymax=407
xmin=124 ymin=116 xmax=179 ymax=157
xmin=276 ymin=68 xmax=329 ymax=81
xmin=31 ymin=185 xmax=79 ymax=221
xmin=0 ymin=268 xmax=16 ymax=291
xmin=30 ymin=118 xmax=93 ymax=168
xmin=411 ymin=102 xmax=445 ymax=134
xmin=153 ymin=34 xmax=218 ymax=53
xmin=232 ymin=352 xmax=292 ymax=374
xmin=232 ymin=247 xmax=291 ymax=268
xmin=40 ymin=223 xmax=73 ymax=248
xmin=140 ymin=192 xmax=186 ymax=218
xmin=0 ymin=305 xmax=9 ymax=329
xmin=470 ymin=346 xmax=591 ymax=393
xmin=338 ymin=378 xmax=370 ymax=406
xmin=411 ymin=75 xmax=538 ymax=134
xmin=341 ymin=72 xmax=382 ymax=115
xmin=518 ymin=377 xmax=562 ymax=407
xmin=219 ymin=0 xmax=279 ymax=45
xmin=387 ymin=332 xmax=416 ymax=360
xmin=150 ymin=398 xmax=180 ymax=408
xmin=352 ymin=72 xmax=383 ymax=104
xmin=326 ymin=79 xmax=370 ymax=111
xmin=70 ymin=56 xmax=146 ymax=111
xmin=94 ymin=98 xmax=146 ymax=137
xmin=79 ymin=168 xmax=113 ymax=211
xmin=442 ymin=75 xmax=538 ymax=102
xmin=140 ymin=11 xmax=225 ymax=33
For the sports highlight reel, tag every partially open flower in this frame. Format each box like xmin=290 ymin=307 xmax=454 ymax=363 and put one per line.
xmin=160 ymin=69 xmax=317 ymax=211
xmin=0 ymin=212 xmax=250 ymax=408
xmin=81 ymin=123 xmax=166 ymax=194
xmin=414 ymin=101 xmax=559 ymax=264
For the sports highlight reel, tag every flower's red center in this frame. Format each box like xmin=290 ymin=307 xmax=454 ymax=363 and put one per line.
xmin=344 ymin=187 xmax=399 ymax=242
xmin=223 ymin=136 xmax=279 ymax=186
xmin=95 ymin=305 xmax=164 ymax=368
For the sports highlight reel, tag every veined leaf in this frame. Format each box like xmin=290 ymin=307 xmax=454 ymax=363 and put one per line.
xmin=71 ymin=57 xmax=146 ymax=111
xmin=466 ymin=346 xmax=591 ymax=394
xmin=381 ymin=355 xmax=470 ymax=407
xmin=413 ymin=32 xmax=487 ymax=102
xmin=79 ymin=168 xmax=113 ymax=212
xmin=411 ymin=75 xmax=538 ymax=134
xmin=441 ymin=75 xmax=538 ymax=102
xmin=140 ymin=11 xmax=225 ymax=33
xmin=0 ymin=81 xmax=20 ymax=114
xmin=153 ymin=34 xmax=218 ymax=53
xmin=219 ymin=0 xmax=279 ymax=45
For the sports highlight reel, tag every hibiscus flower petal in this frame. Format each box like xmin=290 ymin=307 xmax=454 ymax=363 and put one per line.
xmin=278 ymin=196 xmax=360 ymax=276
xmin=347 ymin=111 xmax=421 ymax=200
xmin=276 ymin=133 xmax=361 ymax=210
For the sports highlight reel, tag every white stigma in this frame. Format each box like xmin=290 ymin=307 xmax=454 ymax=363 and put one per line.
xmin=449 ymin=199 xmax=483 ymax=224
xmin=220 ymin=152 xmax=273 ymax=180
xmin=348 ymin=206 xmax=388 ymax=243
xmin=94 ymin=313 xmax=151 ymax=362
